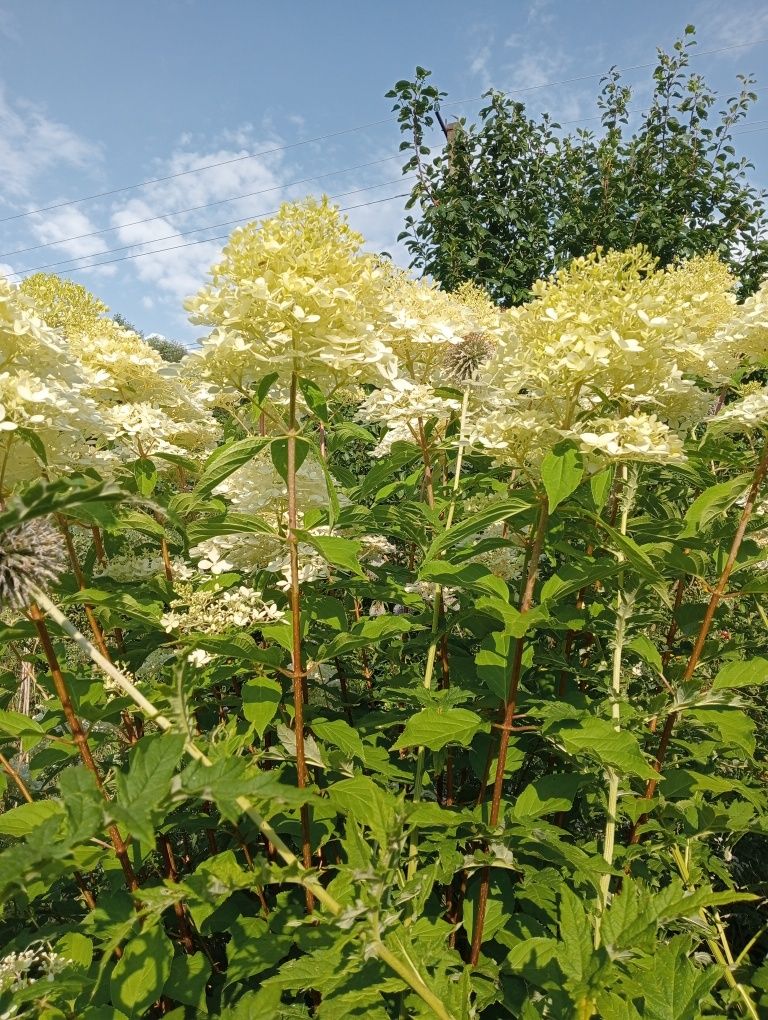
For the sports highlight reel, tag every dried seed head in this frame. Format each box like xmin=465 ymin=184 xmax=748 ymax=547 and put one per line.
xmin=443 ymin=331 xmax=495 ymax=382
xmin=0 ymin=519 xmax=66 ymax=607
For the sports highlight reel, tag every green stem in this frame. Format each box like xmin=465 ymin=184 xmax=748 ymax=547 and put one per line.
xmin=596 ymin=464 xmax=635 ymax=940
xmin=671 ymin=844 xmax=759 ymax=1019
xmin=407 ymin=389 xmax=471 ymax=881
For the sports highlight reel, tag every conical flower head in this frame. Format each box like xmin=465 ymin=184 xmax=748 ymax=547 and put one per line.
xmin=185 ymin=197 xmax=396 ymax=394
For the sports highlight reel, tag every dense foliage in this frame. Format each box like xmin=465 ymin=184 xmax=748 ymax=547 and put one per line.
xmin=0 ymin=197 xmax=767 ymax=1018
xmin=389 ymin=27 xmax=768 ymax=304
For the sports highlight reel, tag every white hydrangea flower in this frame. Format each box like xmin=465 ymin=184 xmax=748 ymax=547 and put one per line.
xmin=708 ymin=388 xmax=768 ymax=433
xmin=575 ymin=413 xmax=686 ymax=463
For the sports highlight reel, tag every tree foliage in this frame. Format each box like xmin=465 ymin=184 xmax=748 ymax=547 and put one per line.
xmin=389 ymin=26 xmax=768 ymax=304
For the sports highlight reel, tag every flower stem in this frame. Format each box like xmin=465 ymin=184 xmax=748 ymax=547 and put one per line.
xmin=628 ymin=438 xmax=768 ymax=845
xmin=287 ymin=370 xmax=313 ymax=911
xmin=407 ymin=390 xmax=471 ymax=881
xmin=27 ymin=601 xmax=139 ymax=892
xmin=469 ymin=495 xmax=549 ymax=966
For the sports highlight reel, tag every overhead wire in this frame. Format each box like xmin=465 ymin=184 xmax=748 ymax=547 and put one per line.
xmin=5 ymin=190 xmax=411 ymax=280
xmin=1 ymin=34 xmax=765 ymax=228
xmin=0 ymin=154 xmax=404 ymax=261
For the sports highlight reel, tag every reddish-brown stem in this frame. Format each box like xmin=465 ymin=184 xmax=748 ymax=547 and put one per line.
xmin=648 ymin=576 xmax=688 ymax=733
xmin=628 ymin=442 xmax=768 ymax=845
xmin=0 ymin=749 xmax=33 ymax=803
xmin=334 ymin=658 xmax=355 ymax=726
xmin=470 ymin=500 xmax=549 ymax=965
xmin=91 ymin=525 xmax=109 ymax=568
xmin=352 ymin=600 xmax=374 ymax=690
xmin=27 ymin=604 xmax=138 ymax=891
xmin=287 ymin=372 xmax=314 ymax=912
xmin=57 ymin=515 xmax=113 ymax=662
xmin=74 ymin=871 xmax=98 ymax=912
xmin=158 ymin=833 xmax=195 ymax=953
xmin=160 ymin=535 xmax=174 ymax=584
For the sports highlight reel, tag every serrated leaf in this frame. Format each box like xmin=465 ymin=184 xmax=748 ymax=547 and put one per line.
xmin=295 ymin=531 xmax=365 ymax=577
xmin=711 ymin=656 xmax=768 ymax=690
xmin=110 ymin=923 xmax=174 ymax=1016
xmin=196 ymin=437 xmax=270 ymax=496
xmin=548 ymin=717 xmax=658 ymax=780
xmin=312 ymin=718 xmax=365 ymax=760
xmin=541 ymin=442 xmax=583 ymax=512
xmin=242 ymin=676 xmax=282 ymax=739
xmin=392 ymin=707 xmax=488 ymax=751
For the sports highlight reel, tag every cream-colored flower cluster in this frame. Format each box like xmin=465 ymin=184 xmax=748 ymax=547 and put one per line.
xmin=161 ymin=581 xmax=284 ymax=635
xmin=472 ymin=248 xmax=746 ymax=467
xmin=185 ymin=197 xmax=397 ymax=395
xmin=708 ymin=388 xmax=768 ymax=433
xmin=0 ymin=944 xmax=70 ymax=994
xmin=358 ymin=377 xmax=464 ymax=458
xmin=0 ymin=279 xmax=106 ymax=492
xmin=20 ymin=274 xmax=218 ymax=467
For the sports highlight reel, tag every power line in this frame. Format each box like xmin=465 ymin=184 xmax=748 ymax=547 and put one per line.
xmin=6 ymin=191 xmax=411 ymax=280
xmin=3 ymin=35 xmax=765 ymax=228
xmin=445 ymin=38 xmax=768 ymax=110
xmin=0 ymin=154 xmax=403 ymax=261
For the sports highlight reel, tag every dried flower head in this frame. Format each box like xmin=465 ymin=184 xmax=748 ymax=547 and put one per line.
xmin=0 ymin=518 xmax=66 ymax=607
xmin=443 ymin=331 xmax=496 ymax=382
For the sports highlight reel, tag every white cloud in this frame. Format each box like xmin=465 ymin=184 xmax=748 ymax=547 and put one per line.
xmin=0 ymin=261 xmax=15 ymax=279
xmin=697 ymin=1 xmax=768 ymax=52
xmin=108 ymin=132 xmax=288 ymax=302
xmin=0 ymin=86 xmax=100 ymax=200
xmin=29 ymin=206 xmax=109 ymax=262
xmin=527 ymin=0 xmax=554 ymax=28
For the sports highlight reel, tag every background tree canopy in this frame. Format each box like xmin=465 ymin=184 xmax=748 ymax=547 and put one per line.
xmin=389 ymin=26 xmax=768 ymax=304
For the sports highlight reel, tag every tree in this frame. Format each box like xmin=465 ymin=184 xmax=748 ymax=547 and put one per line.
xmin=388 ymin=26 xmax=768 ymax=304
xmin=144 ymin=333 xmax=187 ymax=363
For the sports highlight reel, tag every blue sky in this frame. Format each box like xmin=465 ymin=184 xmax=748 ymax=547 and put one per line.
xmin=1 ymin=0 xmax=767 ymax=344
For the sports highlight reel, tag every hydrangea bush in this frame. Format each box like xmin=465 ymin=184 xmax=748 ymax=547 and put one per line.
xmin=0 ymin=198 xmax=767 ymax=1018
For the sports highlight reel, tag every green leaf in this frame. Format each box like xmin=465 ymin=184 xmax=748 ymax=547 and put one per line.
xmin=475 ymin=629 xmax=516 ymax=701
xmin=110 ymin=923 xmax=174 ymax=1017
xmin=113 ymin=733 xmax=185 ymax=844
xmin=295 ymin=531 xmax=365 ymax=577
xmin=541 ymin=442 xmax=583 ymax=512
xmin=196 ymin=437 xmax=270 ymax=496
xmin=590 ymin=466 xmax=614 ymax=509
xmin=313 ymin=718 xmax=365 ymax=760
xmin=0 ymin=800 xmax=63 ymax=838
xmin=270 ymin=436 xmax=310 ymax=483
xmin=711 ymin=656 xmax=768 ymax=689
xmin=186 ymin=512 xmax=274 ymax=546
xmin=513 ymin=774 xmax=585 ymax=820
xmin=298 ymin=377 xmax=329 ymax=422
xmin=327 ymin=776 xmax=397 ymax=845
xmin=682 ymin=475 xmax=751 ymax=536
xmin=0 ymin=477 xmax=124 ymax=533
xmin=132 ymin=458 xmax=158 ymax=497
xmin=392 ymin=707 xmax=488 ymax=751
xmin=317 ymin=614 xmax=418 ymax=661
xmin=56 ymin=932 xmax=93 ymax=970
xmin=548 ymin=717 xmax=658 ymax=780
xmin=254 ymin=371 xmax=280 ymax=406
xmin=418 ymin=560 xmax=509 ymax=600
xmin=425 ymin=497 xmax=533 ymax=558
xmin=242 ymin=676 xmax=282 ymax=739
xmin=627 ymin=635 xmax=663 ymax=674
xmin=0 ymin=709 xmax=46 ymax=739
xmin=164 ymin=953 xmax=211 ymax=1012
